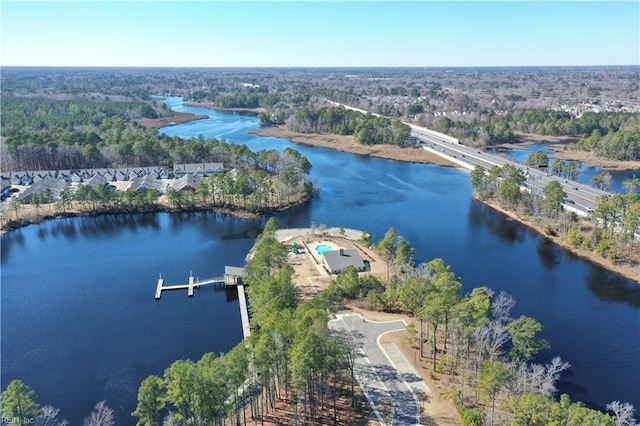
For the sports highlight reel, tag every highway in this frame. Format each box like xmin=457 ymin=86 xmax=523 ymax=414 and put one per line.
xmin=325 ymin=98 xmax=612 ymax=217
xmin=409 ymin=125 xmax=612 ymax=217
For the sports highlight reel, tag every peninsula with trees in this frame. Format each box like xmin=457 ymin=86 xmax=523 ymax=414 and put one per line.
xmin=1 ymin=67 xmax=639 ymax=424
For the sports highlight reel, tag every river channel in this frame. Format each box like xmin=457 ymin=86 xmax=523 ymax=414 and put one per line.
xmin=1 ymin=98 xmax=638 ymax=424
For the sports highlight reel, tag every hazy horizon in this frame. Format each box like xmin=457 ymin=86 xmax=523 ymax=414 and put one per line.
xmin=2 ymin=64 xmax=639 ymax=69
xmin=1 ymin=1 xmax=638 ymax=68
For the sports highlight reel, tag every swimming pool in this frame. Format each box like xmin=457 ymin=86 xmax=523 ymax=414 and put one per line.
xmin=315 ymin=244 xmax=335 ymax=256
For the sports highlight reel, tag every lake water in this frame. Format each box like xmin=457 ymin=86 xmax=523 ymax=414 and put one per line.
xmin=2 ymin=98 xmax=638 ymax=424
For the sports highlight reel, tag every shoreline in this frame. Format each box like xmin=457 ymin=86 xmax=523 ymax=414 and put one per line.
xmin=0 ymin=196 xmax=312 ymax=235
xmin=250 ymin=125 xmax=456 ymax=166
xmin=135 ymin=111 xmax=209 ymax=129
xmin=249 ymin=126 xmax=640 ymax=284
xmin=507 ymin=132 xmax=640 ymax=170
xmin=182 ymin=100 xmax=265 ymax=114
xmin=475 ymin=196 xmax=640 ymax=283
xmin=250 ymin=125 xmax=639 ymax=283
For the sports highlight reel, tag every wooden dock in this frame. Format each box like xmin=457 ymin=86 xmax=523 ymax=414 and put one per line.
xmin=237 ymin=284 xmax=251 ymax=339
xmin=153 ymin=267 xmax=250 ymax=338
xmin=154 ymin=274 xmax=225 ymax=300
xmin=155 ymin=279 xmax=164 ymax=300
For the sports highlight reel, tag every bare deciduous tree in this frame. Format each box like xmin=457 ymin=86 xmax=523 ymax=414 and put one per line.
xmin=509 ymin=356 xmax=571 ymax=397
xmin=83 ymin=401 xmax=114 ymax=426
xmin=34 ymin=405 xmax=68 ymax=426
xmin=606 ymin=401 xmax=637 ymax=426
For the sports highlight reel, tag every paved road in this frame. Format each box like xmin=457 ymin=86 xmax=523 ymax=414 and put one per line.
xmin=411 ymin=127 xmax=612 ymax=216
xmin=329 ymin=314 xmax=429 ymax=426
xmin=325 ymin=99 xmax=612 ymax=217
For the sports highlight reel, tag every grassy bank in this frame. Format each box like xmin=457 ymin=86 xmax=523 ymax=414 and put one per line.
xmin=475 ymin=196 xmax=640 ymax=283
xmin=250 ymin=125 xmax=456 ymax=167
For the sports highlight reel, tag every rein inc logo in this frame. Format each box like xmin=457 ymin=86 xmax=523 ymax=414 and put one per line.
xmin=2 ymin=418 xmax=35 ymax=424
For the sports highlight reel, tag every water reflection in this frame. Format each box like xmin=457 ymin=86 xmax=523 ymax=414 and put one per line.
xmin=537 ymin=238 xmax=562 ymax=269
xmin=586 ymin=268 xmax=640 ymax=308
xmin=76 ymin=213 xmax=162 ymax=238
xmin=50 ymin=218 xmax=79 ymax=240
xmin=3 ymin=100 xmax=638 ymax=423
xmin=468 ymin=201 xmax=527 ymax=243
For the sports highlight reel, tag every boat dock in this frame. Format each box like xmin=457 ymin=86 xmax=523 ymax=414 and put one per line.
xmin=154 ymin=273 xmax=225 ymax=300
xmin=153 ymin=267 xmax=251 ymax=339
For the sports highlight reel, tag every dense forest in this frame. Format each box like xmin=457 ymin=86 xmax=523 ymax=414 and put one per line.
xmin=436 ymin=109 xmax=640 ymax=160
xmin=285 ymin=106 xmax=412 ymax=146
xmin=3 ymin=66 xmax=639 ymax=163
xmin=0 ymin=94 xmax=309 ymax=174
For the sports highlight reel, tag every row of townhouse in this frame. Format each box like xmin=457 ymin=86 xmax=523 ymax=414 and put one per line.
xmin=1 ymin=163 xmax=224 ymax=186
xmin=1 ymin=163 xmax=226 ymax=203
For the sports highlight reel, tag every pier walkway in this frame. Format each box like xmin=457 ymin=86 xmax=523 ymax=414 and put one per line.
xmin=237 ymin=284 xmax=251 ymax=338
xmin=154 ymin=274 xmax=225 ymax=300
xmin=154 ymin=268 xmax=251 ymax=339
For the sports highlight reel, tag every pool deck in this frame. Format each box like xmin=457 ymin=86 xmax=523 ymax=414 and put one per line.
xmin=273 ymin=227 xmax=387 ymax=299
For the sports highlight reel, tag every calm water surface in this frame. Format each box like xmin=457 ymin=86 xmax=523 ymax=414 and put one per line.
xmin=2 ymin=98 xmax=638 ymax=424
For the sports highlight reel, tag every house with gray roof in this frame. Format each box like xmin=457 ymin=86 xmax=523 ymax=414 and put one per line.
xmin=129 ymin=174 xmax=166 ymax=193
xmin=1 ymin=178 xmax=12 ymax=199
xmin=57 ymin=170 xmax=72 ymax=182
xmin=171 ymin=174 xmax=201 ymax=191
xmin=224 ymin=266 xmax=244 ymax=285
xmin=85 ymin=174 xmax=109 ymax=188
xmin=32 ymin=171 xmax=56 ymax=182
xmin=18 ymin=177 xmax=65 ymax=203
xmin=174 ymin=162 xmax=224 ymax=177
xmin=322 ymin=248 xmax=366 ymax=274
xmin=115 ymin=169 xmax=133 ymax=181
xmin=11 ymin=175 xmax=23 ymax=185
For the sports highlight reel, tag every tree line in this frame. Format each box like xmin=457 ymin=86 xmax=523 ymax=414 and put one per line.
xmin=328 ymin=227 xmax=636 ymax=426
xmin=435 ymin=108 xmax=640 ymax=161
xmin=285 ymin=106 xmax=412 ymax=146
xmin=470 ymin=163 xmax=640 ymax=273
xmin=5 ymin=147 xmax=313 ymax=227
xmin=1 ymin=95 xmax=161 ymax=136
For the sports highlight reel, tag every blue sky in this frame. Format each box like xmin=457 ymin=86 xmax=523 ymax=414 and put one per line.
xmin=1 ymin=1 xmax=638 ymax=67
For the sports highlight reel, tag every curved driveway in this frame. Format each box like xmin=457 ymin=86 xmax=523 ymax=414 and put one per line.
xmin=329 ymin=313 xmax=430 ymax=426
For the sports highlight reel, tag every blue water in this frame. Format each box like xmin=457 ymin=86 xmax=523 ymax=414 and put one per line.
xmin=2 ymin=98 xmax=639 ymax=424
xmin=316 ymin=244 xmax=335 ymax=256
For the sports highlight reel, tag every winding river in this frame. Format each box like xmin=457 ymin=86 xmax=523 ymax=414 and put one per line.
xmin=2 ymin=98 xmax=638 ymax=424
